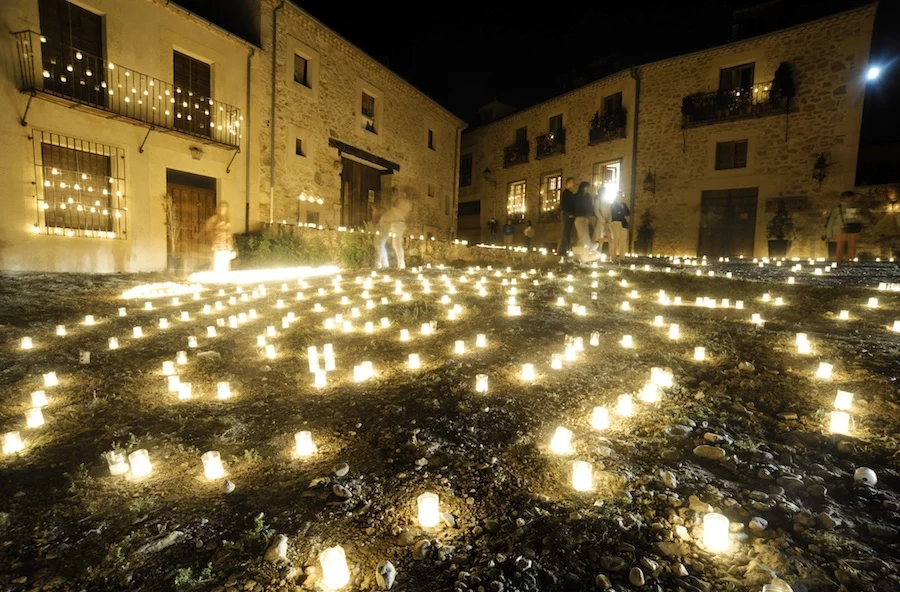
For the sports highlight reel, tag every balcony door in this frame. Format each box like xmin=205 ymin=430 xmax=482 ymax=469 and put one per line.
xmin=698 ymin=188 xmax=758 ymax=258
xmin=38 ymin=0 xmax=105 ymax=107
xmin=173 ymin=51 xmax=212 ymax=138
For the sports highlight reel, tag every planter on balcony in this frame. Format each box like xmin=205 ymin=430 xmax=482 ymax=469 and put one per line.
xmin=535 ymin=129 xmax=565 ymax=159
xmin=503 ymin=142 xmax=529 ymax=167
xmin=681 ymin=80 xmax=789 ymax=128
xmin=588 ymin=110 xmax=626 ymax=145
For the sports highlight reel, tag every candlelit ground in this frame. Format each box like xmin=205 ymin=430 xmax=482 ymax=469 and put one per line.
xmin=1 ymin=258 xmax=900 ymax=592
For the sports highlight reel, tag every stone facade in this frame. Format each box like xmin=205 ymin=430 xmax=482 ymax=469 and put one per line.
xmin=461 ymin=5 xmax=877 ymax=259
xmin=257 ymin=0 xmax=466 ymax=240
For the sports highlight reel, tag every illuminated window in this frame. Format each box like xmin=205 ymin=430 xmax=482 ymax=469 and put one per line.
xmin=173 ymin=50 xmax=212 ymax=138
xmin=507 ymin=180 xmax=526 ymax=222
xmin=592 ymin=159 xmax=622 ymax=202
xmin=539 ymin=171 xmax=562 ymax=222
xmin=34 ymin=130 xmax=126 ymax=239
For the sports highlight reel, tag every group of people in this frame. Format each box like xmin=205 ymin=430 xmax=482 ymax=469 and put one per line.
xmin=488 ymin=177 xmax=631 ymax=264
xmin=824 ymin=190 xmax=870 ymax=264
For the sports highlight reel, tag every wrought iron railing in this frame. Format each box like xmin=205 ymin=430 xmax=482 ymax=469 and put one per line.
xmin=589 ymin=109 xmax=627 ymax=145
xmin=14 ymin=30 xmax=242 ymax=148
xmin=503 ymin=141 xmax=529 ymax=168
xmin=681 ymin=81 xmax=787 ymax=127
xmin=535 ymin=129 xmax=566 ymax=159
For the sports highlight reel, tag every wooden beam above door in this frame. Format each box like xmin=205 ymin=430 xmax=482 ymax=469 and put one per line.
xmin=328 ymin=138 xmax=400 ymax=172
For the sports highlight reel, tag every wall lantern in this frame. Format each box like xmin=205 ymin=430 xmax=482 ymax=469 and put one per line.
xmin=643 ymin=170 xmax=656 ymax=195
xmin=812 ymin=153 xmax=829 ymax=187
xmin=190 ymin=146 xmax=204 ymax=161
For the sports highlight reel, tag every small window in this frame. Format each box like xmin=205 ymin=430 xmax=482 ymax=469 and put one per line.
xmin=306 ymin=211 xmax=319 ymax=226
xmin=361 ymin=91 xmax=376 ymax=133
xmin=294 ymin=54 xmax=309 ymax=87
xmin=515 ymin=126 xmax=527 ymax=145
xmin=295 ymin=138 xmax=304 ymax=157
xmin=549 ymin=114 xmax=563 ymax=134
xmin=603 ymin=92 xmax=623 ymax=114
xmin=428 ymin=129 xmax=435 ymax=150
xmin=719 ymin=63 xmax=754 ymax=91
xmin=458 ymin=200 xmax=480 ymax=216
xmin=459 ymin=153 xmax=473 ymax=187
xmin=428 ymin=183 xmax=435 ymax=197
xmin=444 ymin=193 xmax=450 ymax=216
xmin=715 ymin=140 xmax=748 ymax=170
xmin=507 ymin=180 xmax=526 ymax=222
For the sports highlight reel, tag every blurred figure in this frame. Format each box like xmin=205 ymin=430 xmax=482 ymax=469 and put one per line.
xmin=503 ymin=218 xmax=516 ymax=248
xmin=375 ymin=192 xmax=412 ymax=269
xmin=608 ymin=193 xmax=631 ymax=264
xmin=572 ymin=181 xmax=594 ymax=258
xmin=523 ymin=220 xmax=535 ymax=250
xmin=558 ymin=177 xmax=577 ymax=256
xmin=205 ymin=201 xmax=234 ymax=273
xmin=488 ymin=216 xmax=498 ymax=244
xmin=826 ymin=190 xmax=869 ymax=264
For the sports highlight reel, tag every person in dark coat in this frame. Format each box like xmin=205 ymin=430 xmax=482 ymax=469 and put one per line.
xmin=488 ymin=216 xmax=498 ymax=244
xmin=573 ymin=181 xmax=594 ymax=257
xmin=558 ymin=177 xmax=577 ymax=256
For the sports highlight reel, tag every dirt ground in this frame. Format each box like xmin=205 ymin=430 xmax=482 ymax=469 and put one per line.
xmin=0 ymin=256 xmax=899 ymax=592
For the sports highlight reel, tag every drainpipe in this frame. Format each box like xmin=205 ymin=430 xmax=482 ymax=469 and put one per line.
xmin=269 ymin=0 xmax=285 ymax=224
xmin=452 ymin=127 xmax=462 ymax=240
xmin=628 ymin=66 xmax=640 ymax=250
xmin=245 ymin=46 xmax=254 ymax=234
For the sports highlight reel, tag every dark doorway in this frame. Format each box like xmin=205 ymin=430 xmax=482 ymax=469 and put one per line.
xmin=340 ymin=157 xmax=387 ymax=228
xmin=166 ymin=170 xmax=217 ymax=271
xmin=698 ymin=188 xmax=758 ymax=258
xmin=457 ymin=199 xmax=481 ymax=244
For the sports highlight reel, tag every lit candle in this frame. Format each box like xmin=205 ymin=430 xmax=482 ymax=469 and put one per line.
xmin=839 ymin=310 xmax=849 ymax=320
xmin=829 ymin=410 xmax=850 ymax=434
xmin=572 ymin=460 xmax=593 ymax=491
xmin=2 ymin=431 xmax=25 ymax=454
xmin=867 ymin=297 xmax=878 ymax=308
xmin=162 ymin=361 xmax=176 ymax=376
xmin=417 ymin=492 xmax=440 ymax=528
xmin=617 ymin=394 xmax=633 ymax=416
xmin=694 ymin=346 xmax=706 ymax=361
xmin=25 ymin=407 xmax=44 ymax=428
xmin=400 ymin=329 xmax=410 ymax=342
xmin=295 ymin=430 xmax=316 ymax=456
xmin=668 ymin=324 xmax=680 ymax=340
xmin=31 ymin=390 xmax=49 ymax=407
xmin=178 ymin=382 xmax=192 ymax=400
xmin=319 ymin=546 xmax=350 ymax=590
xmin=159 ymin=318 xmax=169 ymax=329
xmin=105 ymin=451 xmax=129 ymax=475
xmin=475 ymin=374 xmax=488 ymax=393
xmin=816 ymin=362 xmax=833 ymax=380
xmin=118 ymin=307 xmax=127 ymax=317
xmin=735 ymin=300 xmax=743 ymax=309
xmin=592 ymin=406 xmax=609 ymax=430
xmin=640 ymin=382 xmax=661 ymax=403
xmin=893 ymin=320 xmax=900 ymax=332
xmin=314 ymin=370 xmax=327 ymax=388
xmin=762 ymin=293 xmax=771 ymax=302
xmin=181 ymin=311 xmax=190 ymax=322
xmin=408 ymin=353 xmax=421 ymax=370
xmin=265 ymin=344 xmax=276 ymax=359
xmin=549 ymin=426 xmax=574 ymax=454
xmin=21 ymin=337 xmax=33 ymax=350
xmin=421 ymin=323 xmax=433 ymax=335
xmin=56 ymin=325 xmax=66 ymax=336
xmin=834 ymin=390 xmax=854 ymax=411
xmin=590 ymin=331 xmax=600 ymax=346
xmin=703 ymin=513 xmax=730 ymax=552
xmin=798 ymin=339 xmax=811 ymax=354
xmin=207 ymin=326 xmax=217 ymax=337
xmin=507 ymin=305 xmax=521 ymax=316
xmin=85 ymin=315 xmax=95 ymax=325
xmin=167 ymin=374 xmax=181 ymax=392
xmin=364 ymin=321 xmax=374 ymax=334
xmin=133 ymin=326 xmax=143 ymax=338
xmin=201 ymin=450 xmax=225 ymax=479
xmin=43 ymin=372 xmax=58 ymax=387
xmin=476 ymin=334 xmax=487 ymax=348
xmin=128 ymin=449 xmax=152 ymax=477
xmin=454 ymin=340 xmax=466 ymax=354
xmin=621 ymin=301 xmax=630 ymax=311
xmin=621 ymin=335 xmax=633 ymax=348
xmin=257 ymin=335 xmax=267 ymax=348
xmin=217 ymin=381 xmax=232 ymax=399
xmin=353 ymin=365 xmax=367 ymax=382
xmin=521 ymin=363 xmax=535 ymax=381
xmin=654 ymin=316 xmax=664 ymax=327
xmin=551 ymin=353 xmax=563 ymax=370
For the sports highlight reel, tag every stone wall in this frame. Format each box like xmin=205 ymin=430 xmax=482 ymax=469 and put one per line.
xmin=255 ymin=0 xmax=465 ymax=240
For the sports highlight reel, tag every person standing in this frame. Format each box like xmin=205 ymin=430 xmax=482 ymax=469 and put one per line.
xmin=608 ymin=193 xmax=631 ymax=264
xmin=205 ymin=201 xmax=234 ymax=273
xmin=523 ymin=220 xmax=535 ymax=250
xmin=826 ymin=190 xmax=869 ymax=264
xmin=488 ymin=216 xmax=498 ymax=244
xmin=558 ymin=177 xmax=577 ymax=256
xmin=503 ymin=218 xmax=515 ymax=248
xmin=572 ymin=181 xmax=594 ymax=257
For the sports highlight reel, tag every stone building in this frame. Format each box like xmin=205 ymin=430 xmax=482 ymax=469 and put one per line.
xmin=257 ymin=0 xmax=466 ymax=240
xmin=460 ymin=4 xmax=877 ymax=259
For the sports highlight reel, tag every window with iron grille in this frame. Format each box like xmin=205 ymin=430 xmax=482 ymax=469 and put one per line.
xmin=507 ymin=180 xmax=526 ymax=222
xmin=540 ymin=171 xmax=562 ymax=222
xmin=715 ymin=140 xmax=748 ymax=170
xmin=33 ymin=130 xmax=126 ymax=238
xmin=173 ymin=50 xmax=212 ymax=137
xmin=459 ymin=153 xmax=472 ymax=187
xmin=361 ymin=91 xmax=376 ymax=133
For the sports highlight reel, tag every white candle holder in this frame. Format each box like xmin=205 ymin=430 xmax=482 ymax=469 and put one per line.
xmin=217 ymin=381 xmax=232 ymax=400
xmin=551 ymin=353 xmax=563 ymax=370
xmin=550 ymin=426 xmax=574 ymax=454
xmin=21 ymin=337 xmax=34 ymax=350
xmin=417 ymin=492 xmax=440 ymax=528
xmin=162 ymin=361 xmax=175 ymax=376
xmin=668 ymin=324 xmax=680 ymax=340
xmin=400 ymin=329 xmax=410 ymax=342
xmin=85 ymin=315 xmax=95 ymax=325
xmin=319 ymin=546 xmax=350 ymax=590
xmin=521 ymin=363 xmax=535 ymax=381
xmin=421 ymin=323 xmax=433 ymax=335
xmin=31 ymin=390 xmax=49 ymax=407
xmin=118 ymin=307 xmax=127 ymax=317
xmin=178 ymin=382 xmax=193 ymax=400
xmin=621 ymin=335 xmax=633 ymax=348
xmin=589 ymin=331 xmax=600 ymax=346
xmin=408 ymin=353 xmax=421 ymax=370
xmin=159 ymin=318 xmax=169 ymax=330
xmin=572 ymin=460 xmax=593 ymax=491
xmin=654 ymin=316 xmax=664 ymax=327
xmin=617 ymin=394 xmax=634 ymax=416
xmin=2 ymin=431 xmax=24 ymax=454
xmin=43 ymin=372 xmax=59 ymax=387
xmin=295 ymin=431 xmax=316 ymax=457
xmin=167 ymin=375 xmax=181 ymax=393
xmin=454 ymin=340 xmax=466 ymax=355
xmin=592 ymin=406 xmax=609 ymax=430
xmin=128 ymin=449 xmax=152 ymax=478
xmin=703 ymin=513 xmax=730 ymax=552
xmin=105 ymin=450 xmax=129 ymax=475
xmin=133 ymin=326 xmax=144 ymax=338
xmin=475 ymin=374 xmax=488 ymax=393
xmin=694 ymin=346 xmax=706 ymax=361
xmin=265 ymin=344 xmax=276 ymax=359
xmin=640 ymin=382 xmax=661 ymax=403
xmin=829 ymin=410 xmax=850 ymax=434
xmin=839 ymin=310 xmax=849 ymax=320
xmin=475 ymin=334 xmax=487 ymax=348
xmin=201 ymin=450 xmax=225 ymax=479
xmin=834 ymin=390 xmax=854 ymax=411
xmin=56 ymin=325 xmax=66 ymax=336
xmin=314 ymin=370 xmax=327 ymax=388
xmin=207 ymin=326 xmax=217 ymax=337
xmin=25 ymin=407 xmax=44 ymax=428
xmin=816 ymin=362 xmax=833 ymax=380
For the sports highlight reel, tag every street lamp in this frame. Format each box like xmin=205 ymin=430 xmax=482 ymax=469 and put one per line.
xmin=867 ymin=66 xmax=881 ymax=81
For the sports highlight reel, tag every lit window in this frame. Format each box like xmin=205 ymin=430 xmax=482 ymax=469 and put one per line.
xmin=540 ymin=172 xmax=562 ymax=222
xmin=592 ymin=159 xmax=621 ymax=202
xmin=507 ymin=180 xmax=526 ymax=222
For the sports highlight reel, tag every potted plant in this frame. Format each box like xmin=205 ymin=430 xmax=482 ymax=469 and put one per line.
xmin=766 ymin=201 xmax=794 ymax=258
xmin=635 ymin=210 xmax=655 ymax=255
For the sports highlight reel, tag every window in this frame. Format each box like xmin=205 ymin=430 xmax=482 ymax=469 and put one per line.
xmin=428 ymin=183 xmax=435 ymax=197
xmin=361 ymin=91 xmax=376 ymax=133
xmin=295 ymin=138 xmax=304 ymax=157
xmin=715 ymin=140 xmax=748 ymax=170
xmin=173 ymin=50 xmax=212 ymax=137
xmin=539 ymin=171 xmax=562 ymax=222
xmin=459 ymin=153 xmax=473 ymax=187
xmin=293 ymin=54 xmax=309 ymax=87
xmin=444 ymin=193 xmax=450 ymax=216
xmin=34 ymin=130 xmax=126 ymax=239
xmin=603 ymin=92 xmax=623 ymax=114
xmin=507 ymin=180 xmax=526 ymax=222
xmin=458 ymin=200 xmax=480 ymax=216
xmin=591 ymin=159 xmax=622 ymax=201
xmin=549 ymin=114 xmax=563 ymax=134
xmin=515 ymin=126 xmax=528 ymax=145
xmin=38 ymin=0 xmax=105 ymax=107
xmin=719 ymin=63 xmax=754 ymax=91
xmin=306 ymin=211 xmax=320 ymax=226
xmin=428 ymin=129 xmax=435 ymax=150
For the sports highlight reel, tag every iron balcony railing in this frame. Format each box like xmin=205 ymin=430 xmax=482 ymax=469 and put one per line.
xmin=589 ymin=109 xmax=627 ymax=144
xmin=535 ymin=129 xmax=566 ymax=159
xmin=681 ymin=81 xmax=787 ymax=127
xmin=14 ymin=30 xmax=242 ymax=148
xmin=503 ymin=141 xmax=529 ymax=167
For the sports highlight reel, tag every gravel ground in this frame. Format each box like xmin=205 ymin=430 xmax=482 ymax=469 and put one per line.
xmin=0 ymin=256 xmax=899 ymax=592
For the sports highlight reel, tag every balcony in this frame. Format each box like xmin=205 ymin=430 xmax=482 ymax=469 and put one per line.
xmin=589 ymin=109 xmax=627 ymax=145
xmin=535 ymin=129 xmax=565 ymax=159
xmin=681 ymin=81 xmax=788 ymax=128
xmin=13 ymin=30 xmax=242 ymax=149
xmin=503 ymin=141 xmax=529 ymax=168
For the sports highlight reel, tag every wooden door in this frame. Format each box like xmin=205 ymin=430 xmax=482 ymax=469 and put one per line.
xmin=340 ymin=158 xmax=385 ymax=229
xmin=166 ymin=178 xmax=216 ymax=270
xmin=698 ymin=188 xmax=758 ymax=258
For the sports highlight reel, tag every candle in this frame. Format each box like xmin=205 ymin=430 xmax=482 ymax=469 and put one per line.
xmin=694 ymin=346 xmax=706 ymax=361
xmin=56 ymin=325 xmax=66 ymax=336
xmin=834 ymin=390 xmax=854 ymax=411
xmin=43 ymin=372 xmax=58 ymax=387
xmin=319 ymin=546 xmax=350 ymax=590
xmin=621 ymin=301 xmax=630 ymax=311
xmin=314 ymin=370 xmax=327 ymax=388
xmin=476 ymin=334 xmax=487 ymax=348
xmin=454 ymin=340 xmax=465 ymax=354
xmin=21 ymin=337 xmax=33 ymax=349
xmin=798 ymin=340 xmax=811 ymax=354
xmin=295 ymin=431 xmax=316 ymax=457
xmin=162 ymin=361 xmax=176 ymax=376
xmin=668 ymin=324 xmax=680 ymax=340
xmin=265 ymin=344 xmax=276 ymax=359
xmin=751 ymin=313 xmax=763 ymax=325
xmin=572 ymin=460 xmax=593 ymax=491
xmin=654 ymin=316 xmax=664 ymax=327
xmin=408 ymin=353 xmax=421 ymax=370
xmin=640 ymin=382 xmax=661 ymax=403
xmin=703 ymin=513 xmax=730 ymax=552
xmin=475 ymin=374 xmax=488 ymax=393
xmin=31 ymin=390 xmax=49 ymax=407
xmin=590 ymin=331 xmax=600 ymax=346
xmin=25 ymin=407 xmax=44 ymax=428
xmin=762 ymin=293 xmax=771 ymax=302
xmin=417 ymin=492 xmax=440 ymax=528
xmin=128 ymin=449 xmax=152 ymax=477
xmin=621 ymin=335 xmax=633 ymax=348
xmin=617 ymin=394 xmax=633 ymax=416
xmin=591 ymin=406 xmax=609 ymax=430
xmin=364 ymin=321 xmax=374 ymax=334
xmin=893 ymin=320 xmax=900 ymax=332
xmin=829 ymin=410 xmax=850 ymax=434
xmin=257 ymin=335 xmax=267 ymax=348
xmin=266 ymin=326 xmax=276 ymax=337
xmin=421 ymin=323 xmax=433 ymax=335
xmin=400 ymin=329 xmax=410 ymax=342
xmin=105 ymin=451 xmax=129 ymax=475
xmin=85 ymin=315 xmax=95 ymax=325
xmin=201 ymin=451 xmax=225 ymax=479
xmin=549 ymin=426 xmax=574 ymax=454
xmin=839 ymin=310 xmax=849 ymax=320
xmin=2 ymin=431 xmax=25 ymax=454
xmin=207 ymin=326 xmax=217 ymax=337
xmin=816 ymin=362 xmax=833 ymax=380
xmin=217 ymin=381 xmax=232 ymax=400
xmin=521 ymin=363 xmax=535 ymax=381
xmin=181 ymin=311 xmax=190 ymax=322
xmin=133 ymin=326 xmax=143 ymax=338
xmin=178 ymin=382 xmax=192 ymax=400
xmin=867 ymin=297 xmax=878 ymax=308
xmin=507 ymin=305 xmax=521 ymax=316
xmin=159 ymin=318 xmax=169 ymax=329
xmin=775 ymin=297 xmax=784 ymax=306
xmin=795 ymin=333 xmax=807 ymax=345
xmin=353 ymin=365 xmax=367 ymax=382
xmin=735 ymin=300 xmax=743 ymax=309
xmin=118 ymin=307 xmax=127 ymax=317
xmin=551 ymin=353 xmax=563 ymax=370
xmin=167 ymin=375 xmax=181 ymax=392
xmin=228 ymin=316 xmax=238 ymax=329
